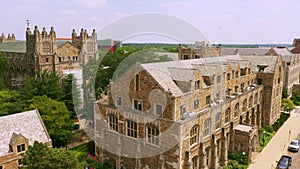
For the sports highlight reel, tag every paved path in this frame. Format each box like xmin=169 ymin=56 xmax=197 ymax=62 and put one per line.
xmin=248 ymin=108 xmax=300 ymax=169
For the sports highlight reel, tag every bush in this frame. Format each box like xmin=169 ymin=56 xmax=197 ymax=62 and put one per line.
xmin=272 ymin=113 xmax=290 ymax=131
xmin=228 ymin=153 xmax=248 ymax=165
xmin=223 ymin=160 xmax=240 ymax=169
xmin=73 ymin=124 xmax=80 ymax=130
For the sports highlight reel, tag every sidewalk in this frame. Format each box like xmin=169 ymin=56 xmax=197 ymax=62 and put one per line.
xmin=248 ymin=108 xmax=300 ymax=169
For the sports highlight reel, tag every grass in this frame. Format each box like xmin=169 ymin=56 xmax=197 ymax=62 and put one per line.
xmin=69 ymin=143 xmax=89 ymax=164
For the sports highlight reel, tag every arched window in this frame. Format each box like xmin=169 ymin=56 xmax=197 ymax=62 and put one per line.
xmin=243 ymin=99 xmax=247 ymax=112
xmin=203 ymin=118 xmax=211 ymax=137
xmin=249 ymin=96 xmax=253 ymax=108
xmin=235 ymin=71 xmax=239 ymax=78
xmin=42 ymin=42 xmax=51 ymax=54
xmin=190 ymin=125 xmax=199 ymax=146
xmin=234 ymin=103 xmax=239 ymax=117
xmin=192 ymin=156 xmax=199 ymax=169
xmin=108 ymin=114 xmax=118 ymax=131
xmin=147 ymin=125 xmax=159 ymax=145
xmin=254 ymin=93 xmax=258 ymax=104
xmin=135 ymin=74 xmax=140 ymax=91
xmin=225 ymin=108 xmax=231 ymax=123
xmin=215 ymin=112 xmax=222 ymax=129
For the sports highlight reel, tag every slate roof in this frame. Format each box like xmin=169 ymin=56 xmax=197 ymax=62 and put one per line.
xmin=139 ymin=54 xmax=279 ymax=97
xmin=0 ymin=109 xmax=51 ymax=156
xmin=272 ymin=47 xmax=291 ymax=56
xmin=221 ymin=48 xmax=270 ymax=56
xmin=0 ymin=42 xmax=26 ymax=53
xmin=240 ymin=55 xmax=279 ymax=73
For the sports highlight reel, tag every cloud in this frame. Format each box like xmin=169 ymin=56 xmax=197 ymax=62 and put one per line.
xmin=71 ymin=0 xmax=108 ymax=8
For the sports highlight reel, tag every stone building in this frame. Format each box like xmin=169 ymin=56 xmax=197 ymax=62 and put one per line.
xmin=265 ymin=47 xmax=300 ymax=97
xmin=0 ymin=109 xmax=52 ymax=169
xmin=1 ymin=25 xmax=98 ymax=88
xmin=94 ymin=54 xmax=283 ymax=169
xmin=178 ymin=41 xmax=221 ymax=60
xmin=0 ymin=33 xmax=15 ymax=43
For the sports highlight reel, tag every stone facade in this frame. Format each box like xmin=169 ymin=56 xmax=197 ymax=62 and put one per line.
xmin=2 ymin=25 xmax=98 ymax=88
xmin=178 ymin=41 xmax=221 ymax=60
xmin=94 ymin=54 xmax=283 ymax=168
xmin=265 ymin=47 xmax=300 ymax=97
xmin=0 ymin=33 xmax=15 ymax=43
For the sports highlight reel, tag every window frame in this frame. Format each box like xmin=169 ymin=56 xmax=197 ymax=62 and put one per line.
xmin=203 ymin=118 xmax=211 ymax=137
xmin=190 ymin=125 xmax=199 ymax=146
xmin=155 ymin=104 xmax=163 ymax=117
xmin=108 ymin=114 xmax=118 ymax=132
xmin=133 ymin=99 xmax=143 ymax=111
xmin=116 ymin=96 xmax=122 ymax=107
xmin=126 ymin=120 xmax=138 ymax=138
xmin=194 ymin=99 xmax=200 ymax=109
xmin=146 ymin=125 xmax=159 ymax=145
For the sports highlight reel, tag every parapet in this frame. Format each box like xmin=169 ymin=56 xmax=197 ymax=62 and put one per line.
xmin=0 ymin=33 xmax=16 ymax=43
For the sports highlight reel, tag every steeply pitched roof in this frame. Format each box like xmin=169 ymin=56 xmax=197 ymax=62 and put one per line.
xmin=272 ymin=47 xmax=291 ymax=56
xmin=240 ymin=55 xmax=279 ymax=73
xmin=0 ymin=109 xmax=51 ymax=156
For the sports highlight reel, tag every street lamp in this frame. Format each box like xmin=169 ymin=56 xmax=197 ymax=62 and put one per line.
xmin=263 ymin=130 xmax=266 ymax=146
xmin=242 ymin=151 xmax=246 ymax=168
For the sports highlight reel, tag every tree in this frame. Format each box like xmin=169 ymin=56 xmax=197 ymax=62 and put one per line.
xmin=26 ymin=95 xmax=74 ymax=147
xmin=282 ymin=98 xmax=295 ymax=111
xmin=0 ymin=89 xmax=26 ymax=116
xmin=62 ymin=74 xmax=82 ymax=119
xmin=0 ymin=52 xmax=9 ymax=89
xmin=21 ymin=141 xmax=81 ymax=169
xmin=22 ymin=70 xmax=63 ymax=100
xmin=291 ymin=89 xmax=300 ymax=105
xmin=282 ymin=87 xmax=288 ymax=98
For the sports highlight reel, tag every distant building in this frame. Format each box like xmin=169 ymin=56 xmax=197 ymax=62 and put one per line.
xmin=0 ymin=109 xmax=52 ymax=168
xmin=178 ymin=41 xmax=221 ymax=59
xmin=0 ymin=25 xmax=98 ymax=88
xmin=98 ymin=39 xmax=122 ymax=53
xmin=265 ymin=46 xmax=300 ymax=97
xmin=0 ymin=33 xmax=15 ymax=43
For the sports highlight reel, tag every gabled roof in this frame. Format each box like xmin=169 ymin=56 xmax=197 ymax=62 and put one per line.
xmin=57 ymin=41 xmax=79 ymax=50
xmin=0 ymin=109 xmax=51 ymax=156
xmin=270 ymin=47 xmax=291 ymax=56
xmin=240 ymin=55 xmax=279 ymax=73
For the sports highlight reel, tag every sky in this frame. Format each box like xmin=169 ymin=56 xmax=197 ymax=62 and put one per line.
xmin=1 ymin=0 xmax=300 ymax=44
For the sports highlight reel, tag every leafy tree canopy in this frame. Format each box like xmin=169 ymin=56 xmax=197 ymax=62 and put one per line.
xmin=26 ymin=95 xmax=74 ymax=147
xmin=0 ymin=89 xmax=26 ymax=116
xmin=0 ymin=52 xmax=9 ymax=89
xmin=21 ymin=141 xmax=81 ymax=169
xmin=22 ymin=70 xmax=63 ymax=100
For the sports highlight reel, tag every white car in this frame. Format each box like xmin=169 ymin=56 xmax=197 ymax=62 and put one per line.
xmin=288 ymin=139 xmax=300 ymax=152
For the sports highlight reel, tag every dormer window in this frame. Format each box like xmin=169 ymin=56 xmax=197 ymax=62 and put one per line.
xmin=17 ymin=143 xmax=26 ymax=153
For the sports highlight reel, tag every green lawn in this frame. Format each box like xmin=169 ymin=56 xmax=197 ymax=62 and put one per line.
xmin=69 ymin=143 xmax=89 ymax=164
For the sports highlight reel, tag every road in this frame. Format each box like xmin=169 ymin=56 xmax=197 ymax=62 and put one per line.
xmin=248 ymin=107 xmax=300 ymax=169
xmin=287 ymin=108 xmax=300 ymax=169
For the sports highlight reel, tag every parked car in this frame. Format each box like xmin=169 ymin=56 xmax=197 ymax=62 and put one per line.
xmin=288 ymin=139 xmax=300 ymax=152
xmin=276 ymin=155 xmax=292 ymax=169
